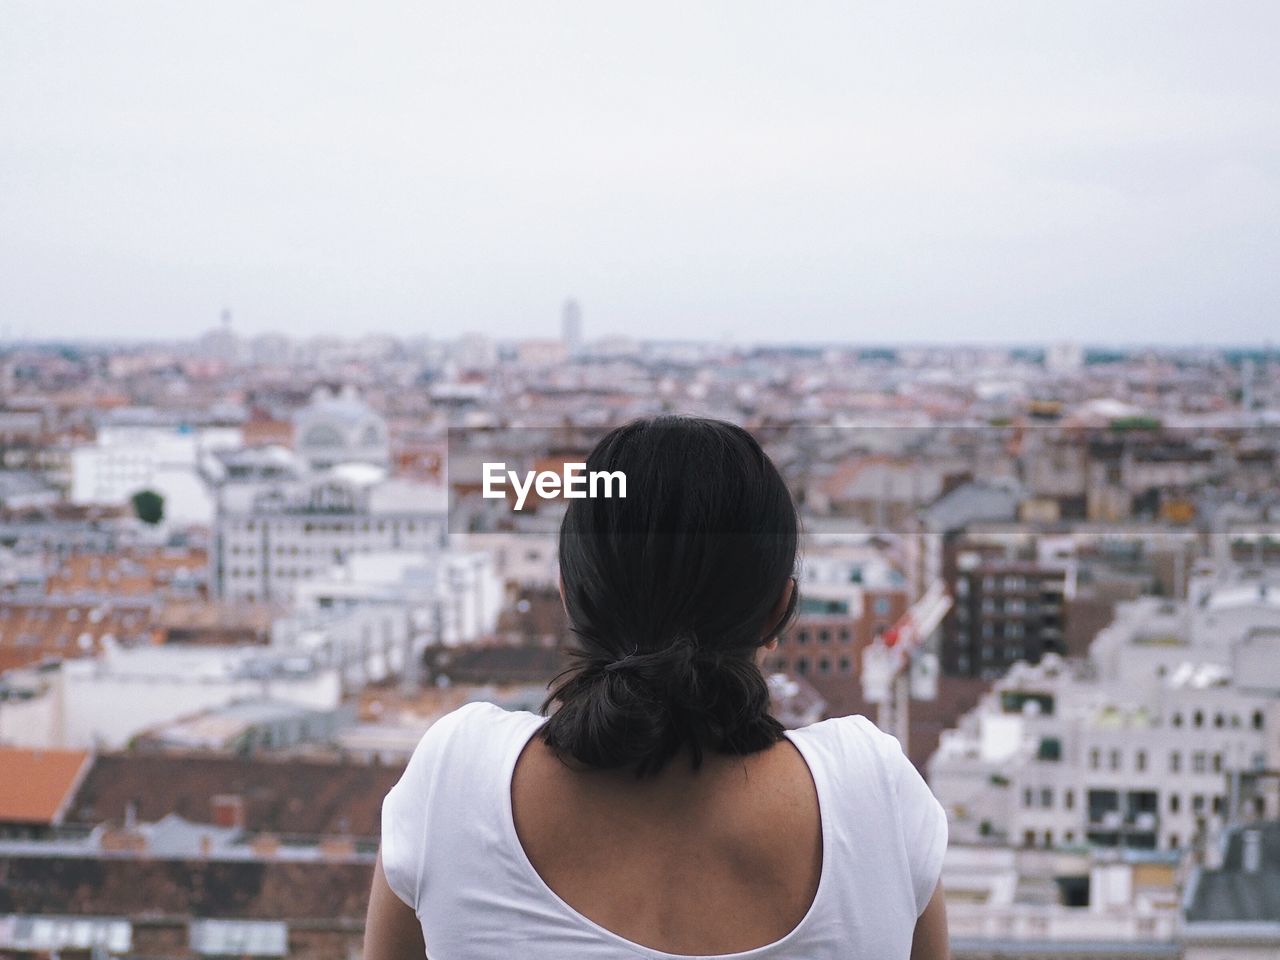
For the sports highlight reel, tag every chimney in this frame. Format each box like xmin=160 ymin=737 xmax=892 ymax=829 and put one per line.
xmin=211 ymin=794 xmax=246 ymax=830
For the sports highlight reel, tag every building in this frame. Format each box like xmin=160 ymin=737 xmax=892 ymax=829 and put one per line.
xmin=1181 ymin=820 xmax=1280 ymax=958
xmin=0 ymin=596 xmax=159 ymax=678
xmin=929 ymin=563 xmax=1280 ymax=854
xmin=562 ymin=298 xmax=583 ymax=358
xmin=272 ymin=550 xmax=503 ymax=693
xmin=944 ymin=843 xmax=1182 ymax=959
xmin=132 ymin=699 xmax=344 ymax=756
xmin=71 ymin=418 xmax=242 ymax=526
xmin=211 ymin=469 xmax=447 ymax=602
xmin=0 ymin=645 xmax=341 ymax=750
xmin=768 ymin=541 xmax=910 ymax=715
xmin=0 ymin=747 xmax=92 ymax=839
xmin=293 ymin=386 xmax=389 ymax=473
xmin=945 ymin=553 xmax=1073 ymax=679
xmin=0 ymin=748 xmax=397 ymax=960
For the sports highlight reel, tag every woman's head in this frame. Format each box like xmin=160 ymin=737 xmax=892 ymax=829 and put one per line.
xmin=540 ymin=415 xmax=799 ymax=778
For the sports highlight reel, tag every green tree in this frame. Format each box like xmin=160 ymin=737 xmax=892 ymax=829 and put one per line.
xmin=131 ymin=489 xmax=164 ymax=525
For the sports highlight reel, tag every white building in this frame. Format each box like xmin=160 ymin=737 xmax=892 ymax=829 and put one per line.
xmin=293 ymin=386 xmax=389 ymax=473
xmin=212 ymin=468 xmax=447 ymax=602
xmin=943 ymin=843 xmax=1182 ymax=954
xmin=453 ymin=531 xmax=558 ymax=590
xmin=272 ymin=550 xmax=503 ymax=692
xmin=929 ymin=563 xmax=1280 ymax=855
xmin=71 ymin=422 xmax=242 ymax=526
xmin=1046 ymin=341 xmax=1085 ymax=375
xmin=0 ymin=645 xmax=341 ymax=751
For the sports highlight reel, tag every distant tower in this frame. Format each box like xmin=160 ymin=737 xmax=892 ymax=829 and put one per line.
xmin=201 ymin=308 xmax=237 ymax=362
xmin=562 ymin=299 xmax=583 ymax=357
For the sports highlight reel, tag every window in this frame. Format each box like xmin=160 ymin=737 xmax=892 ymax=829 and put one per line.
xmin=1252 ymin=710 xmax=1264 ymax=730
xmin=1135 ymin=750 xmax=1147 ymax=773
xmin=1005 ymin=575 xmax=1025 ymax=591
xmin=795 ymin=657 xmax=809 ymax=675
xmin=1169 ymin=834 xmax=1179 ymax=849
xmin=874 ymin=597 xmax=891 ymax=616
xmin=1212 ymin=753 xmax=1223 ymax=773
xmin=1192 ymin=752 xmax=1207 ymax=774
xmin=1024 ymin=788 xmax=1034 ymax=808
xmin=1172 ymin=712 xmax=1183 ymax=728
xmin=818 ymin=629 xmax=830 ymax=645
xmin=838 ymin=657 xmax=851 ymax=674
xmin=818 ymin=657 xmax=831 ymax=675
xmin=1109 ymin=749 xmax=1121 ymax=771
xmin=1170 ymin=751 xmax=1181 ymax=773
xmin=1037 ymin=737 xmax=1062 ymax=762
xmin=1192 ymin=794 xmax=1205 ymax=813
xmin=1089 ymin=748 xmax=1100 ymax=770
xmin=1193 ymin=710 xmax=1204 ymax=728
xmin=1041 ymin=788 xmax=1053 ymax=808
xmin=1064 ymin=789 xmax=1074 ymax=810
xmin=1170 ymin=793 xmax=1180 ymax=813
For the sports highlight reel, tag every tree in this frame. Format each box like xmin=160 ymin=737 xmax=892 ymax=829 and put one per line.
xmin=131 ymin=489 xmax=164 ymax=525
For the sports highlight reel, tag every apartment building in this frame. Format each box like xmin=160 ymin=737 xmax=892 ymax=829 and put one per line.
xmin=945 ymin=555 xmax=1071 ymax=679
xmin=929 ymin=563 xmax=1280 ymax=855
xmin=768 ymin=541 xmax=910 ymax=717
xmin=211 ymin=469 xmax=447 ymax=602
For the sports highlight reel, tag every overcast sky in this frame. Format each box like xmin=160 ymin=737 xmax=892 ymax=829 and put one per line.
xmin=2 ymin=2 xmax=1277 ymax=345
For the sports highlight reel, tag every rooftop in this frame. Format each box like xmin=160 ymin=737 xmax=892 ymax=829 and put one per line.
xmin=0 ymin=747 xmax=92 ymax=825
xmin=1185 ymin=821 xmax=1280 ymax=925
xmin=69 ymin=753 xmax=403 ymax=839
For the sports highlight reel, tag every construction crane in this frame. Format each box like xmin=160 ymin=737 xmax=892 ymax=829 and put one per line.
xmin=860 ymin=579 xmax=952 ymax=748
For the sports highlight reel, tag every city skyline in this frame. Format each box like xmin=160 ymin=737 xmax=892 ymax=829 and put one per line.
xmin=3 ymin=2 xmax=1278 ymax=344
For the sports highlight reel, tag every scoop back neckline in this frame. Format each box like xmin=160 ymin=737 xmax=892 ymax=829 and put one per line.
xmin=499 ymin=708 xmax=832 ymax=960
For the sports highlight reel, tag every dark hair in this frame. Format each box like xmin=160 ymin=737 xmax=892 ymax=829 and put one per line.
xmin=539 ymin=415 xmax=799 ymax=779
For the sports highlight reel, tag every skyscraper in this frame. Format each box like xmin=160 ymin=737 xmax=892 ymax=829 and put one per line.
xmin=561 ymin=298 xmax=583 ymax=357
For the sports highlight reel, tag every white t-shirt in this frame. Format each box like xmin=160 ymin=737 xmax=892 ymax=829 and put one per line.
xmin=382 ymin=701 xmax=947 ymax=959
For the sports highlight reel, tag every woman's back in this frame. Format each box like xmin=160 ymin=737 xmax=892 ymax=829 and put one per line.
xmin=511 ymin=711 xmax=823 ymax=955
xmin=379 ymin=701 xmax=947 ymax=959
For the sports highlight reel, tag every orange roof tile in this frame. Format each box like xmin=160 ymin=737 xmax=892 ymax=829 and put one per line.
xmin=0 ymin=747 xmax=92 ymax=825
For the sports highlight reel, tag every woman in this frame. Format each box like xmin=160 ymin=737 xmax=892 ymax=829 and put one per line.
xmin=366 ymin=416 xmax=949 ymax=959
